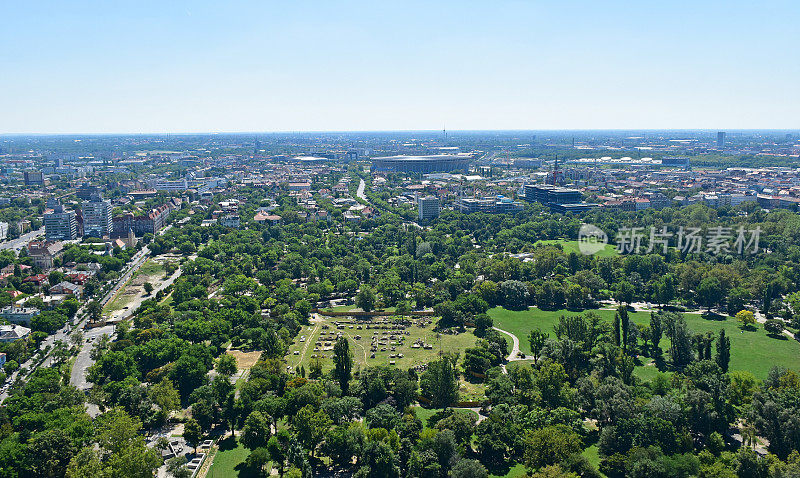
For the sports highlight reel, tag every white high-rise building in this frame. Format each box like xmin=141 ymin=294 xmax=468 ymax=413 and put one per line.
xmin=418 ymin=195 xmax=441 ymax=221
xmin=83 ymin=195 xmax=113 ymax=238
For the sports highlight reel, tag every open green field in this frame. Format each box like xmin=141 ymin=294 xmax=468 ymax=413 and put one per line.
xmin=489 ymin=307 xmax=651 ymax=355
xmin=490 ymin=306 xmax=800 ymax=380
xmin=535 ymin=239 xmax=619 ymax=257
xmin=207 ymin=437 xmax=261 ymax=478
xmin=682 ymin=313 xmax=800 ymax=379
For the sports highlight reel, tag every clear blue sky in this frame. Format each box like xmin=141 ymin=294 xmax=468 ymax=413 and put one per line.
xmin=2 ymin=1 xmax=798 ymax=133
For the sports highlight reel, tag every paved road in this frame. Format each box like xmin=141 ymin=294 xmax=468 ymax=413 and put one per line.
xmin=0 ymin=227 xmax=44 ymax=251
xmin=69 ymin=324 xmax=115 ymax=391
xmin=0 ymin=315 xmax=77 ymax=401
xmin=754 ymin=310 xmax=796 ymax=340
xmin=492 ymin=326 xmax=523 ymax=374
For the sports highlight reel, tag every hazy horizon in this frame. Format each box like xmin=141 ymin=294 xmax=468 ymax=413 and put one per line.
xmin=1 ymin=128 xmax=798 ymax=138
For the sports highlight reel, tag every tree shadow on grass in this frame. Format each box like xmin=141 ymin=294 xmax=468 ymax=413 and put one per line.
xmin=233 ymin=461 xmax=261 ymax=478
xmin=485 ymin=460 xmax=515 ymax=478
xmin=217 ymin=435 xmax=237 ymax=451
xmin=766 ymin=332 xmax=789 ymax=340
xmin=652 ymin=354 xmax=668 ymax=372
xmin=701 ymin=311 xmax=726 ymax=321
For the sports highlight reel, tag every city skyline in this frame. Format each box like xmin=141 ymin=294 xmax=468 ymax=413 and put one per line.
xmin=3 ymin=0 xmax=799 ymax=134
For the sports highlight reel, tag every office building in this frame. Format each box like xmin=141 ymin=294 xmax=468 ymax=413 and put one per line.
xmin=523 ymin=184 xmax=583 ymax=205
xmin=457 ymin=196 xmax=524 ymax=214
xmin=44 ymin=203 xmax=77 ymax=241
xmin=150 ymin=178 xmax=189 ymax=191
xmin=549 ymin=203 xmax=599 ymax=213
xmin=513 ymin=158 xmax=543 ymax=169
xmin=82 ymin=195 xmax=113 ymax=237
xmin=76 ymin=184 xmax=101 ymax=200
xmin=522 ymin=184 xmax=600 ymax=213
xmin=418 ymin=196 xmax=441 ymax=221
xmin=23 ymin=171 xmax=44 ymax=186
xmin=717 ymin=131 xmax=726 ymax=148
xmin=0 ymin=222 xmax=7 ymax=241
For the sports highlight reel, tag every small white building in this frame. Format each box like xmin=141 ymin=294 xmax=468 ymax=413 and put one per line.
xmin=0 ymin=324 xmax=31 ymax=342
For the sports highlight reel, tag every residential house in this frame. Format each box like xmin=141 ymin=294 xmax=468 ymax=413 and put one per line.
xmin=50 ymin=281 xmax=82 ymax=297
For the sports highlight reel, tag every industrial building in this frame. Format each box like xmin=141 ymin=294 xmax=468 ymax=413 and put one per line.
xmin=661 ymin=156 xmax=691 ymax=168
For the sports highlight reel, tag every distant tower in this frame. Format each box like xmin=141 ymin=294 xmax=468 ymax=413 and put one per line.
xmin=443 ymin=126 xmax=447 ymax=140
xmin=717 ymin=131 xmax=726 ymax=148
xmin=548 ymin=156 xmax=563 ymax=185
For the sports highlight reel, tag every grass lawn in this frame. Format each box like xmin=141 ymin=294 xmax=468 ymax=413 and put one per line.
xmin=582 ymin=444 xmax=602 ymax=470
xmin=489 ymin=307 xmax=651 ymax=355
xmin=506 ymin=360 xmax=537 ymax=374
xmin=135 ymin=259 xmax=165 ymax=278
xmin=490 ymin=306 xmax=800 ymax=380
xmin=411 ymin=406 xmax=478 ymax=428
xmin=632 ymin=357 xmax=667 ymax=382
xmin=535 ymin=239 xmax=619 ymax=257
xmin=682 ymin=313 xmax=800 ymax=379
xmin=207 ymin=437 xmax=262 ymax=478
xmin=322 ymin=304 xmax=356 ymax=312
xmin=489 ymin=463 xmax=527 ymax=478
xmin=458 ymin=378 xmax=487 ymax=401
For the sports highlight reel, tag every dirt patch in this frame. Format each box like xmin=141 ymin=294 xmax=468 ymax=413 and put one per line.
xmin=226 ymin=350 xmax=261 ymax=369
